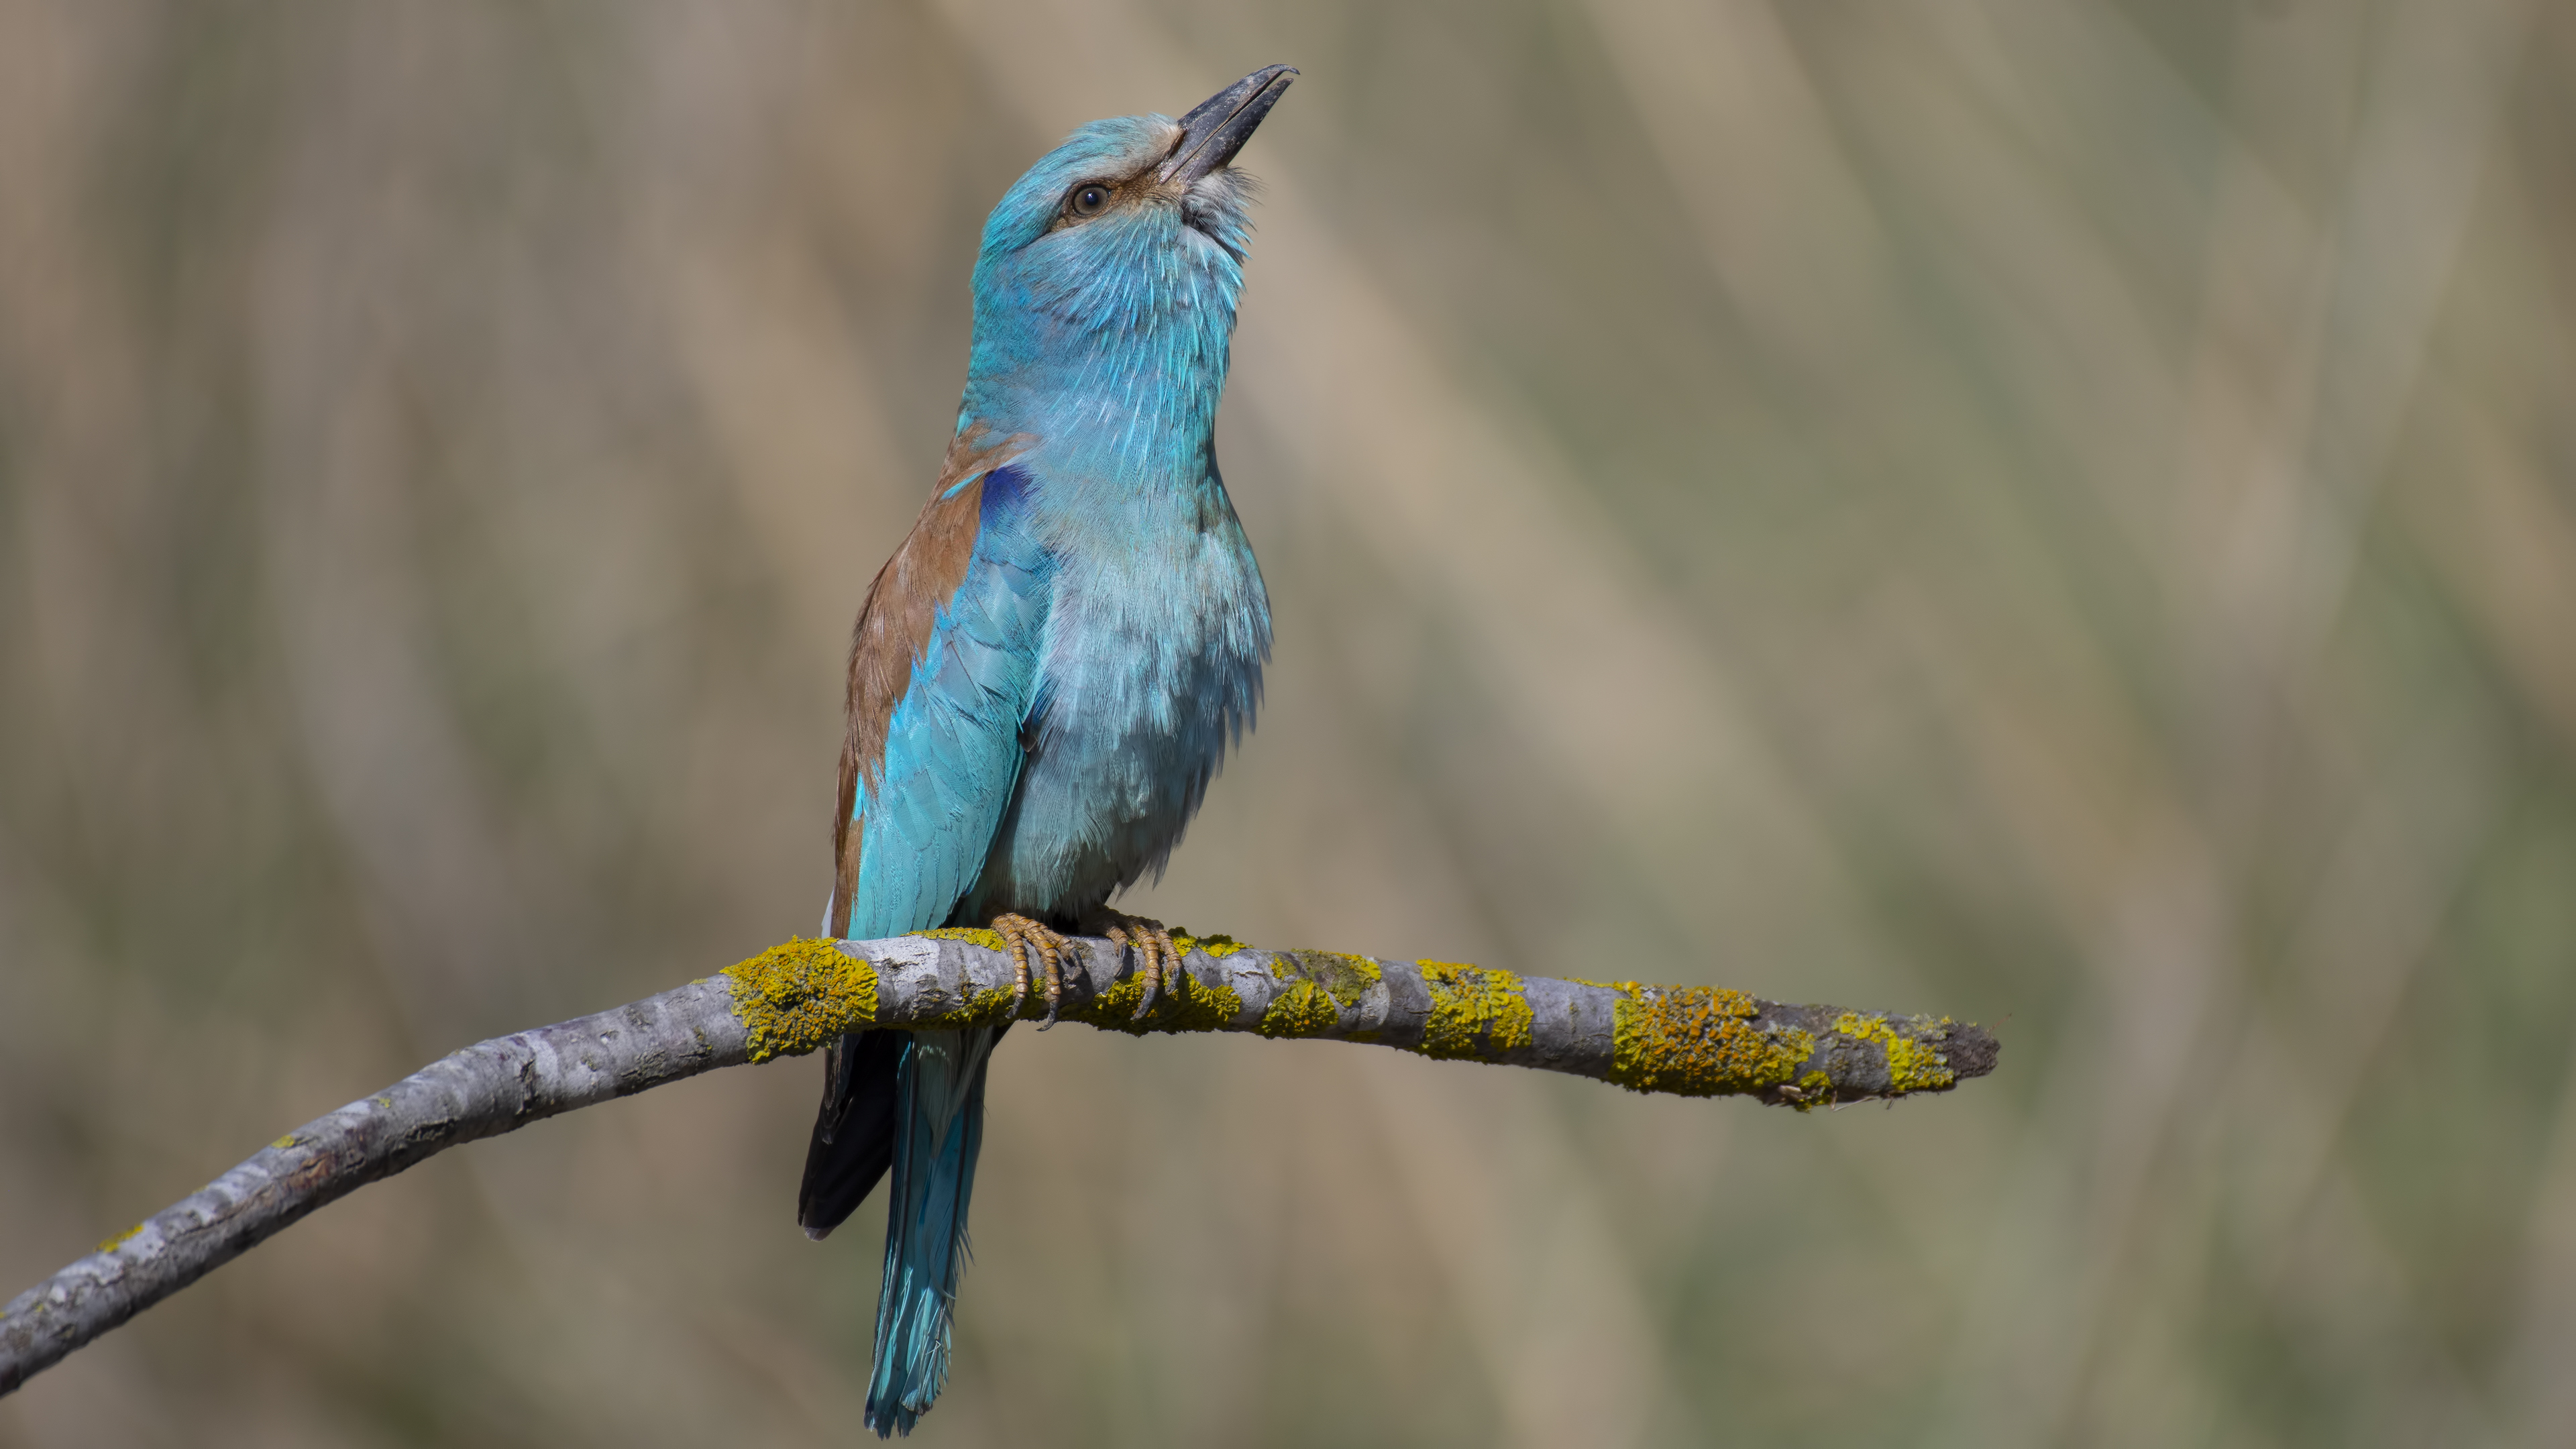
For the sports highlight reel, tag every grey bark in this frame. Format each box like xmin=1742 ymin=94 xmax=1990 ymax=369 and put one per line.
xmin=1 ymin=934 xmax=1996 ymax=1395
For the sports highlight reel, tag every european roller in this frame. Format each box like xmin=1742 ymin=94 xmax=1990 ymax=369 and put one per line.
xmin=794 ymin=66 xmax=1294 ymax=1436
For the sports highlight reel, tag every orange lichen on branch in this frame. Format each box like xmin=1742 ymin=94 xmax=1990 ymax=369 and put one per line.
xmin=1417 ymin=961 xmax=1537 ymax=1060
xmin=1607 ymin=983 xmax=1807 ymax=1096
xmin=1831 ymin=1011 xmax=1958 ymax=1094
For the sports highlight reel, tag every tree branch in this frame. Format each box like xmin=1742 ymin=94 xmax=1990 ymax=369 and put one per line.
xmin=1 ymin=930 xmax=1998 ymax=1395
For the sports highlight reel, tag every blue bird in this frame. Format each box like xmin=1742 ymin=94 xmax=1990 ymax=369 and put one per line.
xmin=794 ymin=66 xmax=1294 ymax=1436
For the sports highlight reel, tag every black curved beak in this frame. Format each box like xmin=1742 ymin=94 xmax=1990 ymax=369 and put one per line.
xmin=1159 ymin=65 xmax=1297 ymax=186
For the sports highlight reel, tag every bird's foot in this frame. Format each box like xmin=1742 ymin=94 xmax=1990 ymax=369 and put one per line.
xmin=991 ymin=912 xmax=1073 ymax=1028
xmin=1099 ymin=912 xmax=1183 ymax=1021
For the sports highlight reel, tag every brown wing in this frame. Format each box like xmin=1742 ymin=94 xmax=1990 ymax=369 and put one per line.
xmin=828 ymin=425 xmax=1034 ymax=935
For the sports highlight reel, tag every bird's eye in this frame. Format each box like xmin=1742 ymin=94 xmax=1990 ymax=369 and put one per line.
xmin=1067 ymin=184 xmax=1111 ymax=218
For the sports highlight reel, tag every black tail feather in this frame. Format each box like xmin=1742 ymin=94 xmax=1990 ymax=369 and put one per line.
xmin=797 ymin=1030 xmax=906 ymax=1239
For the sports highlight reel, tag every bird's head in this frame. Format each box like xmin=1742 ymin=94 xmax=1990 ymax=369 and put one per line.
xmin=963 ymin=66 xmax=1294 ymax=427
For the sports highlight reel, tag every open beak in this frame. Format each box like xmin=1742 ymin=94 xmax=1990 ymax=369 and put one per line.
xmin=1159 ymin=65 xmax=1297 ymax=186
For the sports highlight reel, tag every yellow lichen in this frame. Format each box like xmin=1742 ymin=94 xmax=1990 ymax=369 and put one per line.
xmin=1417 ymin=961 xmax=1536 ymax=1061
xmin=1060 ymin=968 xmax=1243 ymax=1037
xmin=1258 ymin=979 xmax=1343 ymax=1038
xmin=1169 ymin=927 xmax=1247 ymax=959
xmin=916 ymin=985 xmax=1022 ymax=1030
xmin=912 ymin=926 xmax=1008 ymax=951
xmin=271 ymin=1134 xmax=299 ymax=1150
xmin=909 ymin=926 xmax=1246 ymax=1030
xmin=723 ymin=936 xmax=879 ymax=1063
xmin=1274 ymin=950 xmax=1383 ymax=1007
xmin=98 ymin=1224 xmax=145 ymax=1253
xmin=1607 ymin=984 xmax=1804 ymax=1096
xmin=1831 ymin=1012 xmax=1956 ymax=1094
xmin=1773 ymin=1067 xmax=1839 ymax=1112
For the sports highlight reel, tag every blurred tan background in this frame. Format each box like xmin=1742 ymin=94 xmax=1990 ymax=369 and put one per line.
xmin=3 ymin=1 xmax=2573 ymax=1444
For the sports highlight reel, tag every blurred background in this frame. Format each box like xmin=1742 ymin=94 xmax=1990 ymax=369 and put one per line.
xmin=3 ymin=0 xmax=2572 ymax=1444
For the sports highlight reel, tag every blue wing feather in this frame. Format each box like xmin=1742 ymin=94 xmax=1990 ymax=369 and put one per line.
xmin=837 ymin=464 xmax=1051 ymax=1437
xmin=847 ymin=466 xmax=1053 ymax=939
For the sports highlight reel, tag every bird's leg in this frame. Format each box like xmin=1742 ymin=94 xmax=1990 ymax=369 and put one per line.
xmin=990 ymin=912 xmax=1073 ymax=1028
xmin=1099 ymin=912 xmax=1182 ymax=1022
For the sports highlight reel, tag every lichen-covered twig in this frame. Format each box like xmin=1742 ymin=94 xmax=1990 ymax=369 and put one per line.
xmin=1 ymin=931 xmax=1997 ymax=1395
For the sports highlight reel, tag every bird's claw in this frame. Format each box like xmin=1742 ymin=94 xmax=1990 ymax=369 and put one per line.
xmin=1102 ymin=913 xmax=1183 ymax=1021
xmin=991 ymin=912 xmax=1072 ymax=1028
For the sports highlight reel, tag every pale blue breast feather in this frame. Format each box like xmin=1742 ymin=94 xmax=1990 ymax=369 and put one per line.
xmin=957 ymin=481 xmax=1268 ymax=919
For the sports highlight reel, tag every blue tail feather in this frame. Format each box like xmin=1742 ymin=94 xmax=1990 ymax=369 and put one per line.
xmin=864 ymin=1024 xmax=1005 ymax=1438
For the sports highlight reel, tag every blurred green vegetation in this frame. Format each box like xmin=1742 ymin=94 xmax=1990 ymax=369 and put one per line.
xmin=5 ymin=1 xmax=2574 ymax=1445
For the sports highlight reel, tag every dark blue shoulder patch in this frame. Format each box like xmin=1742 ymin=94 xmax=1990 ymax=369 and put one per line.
xmin=977 ymin=462 xmax=1035 ymax=525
